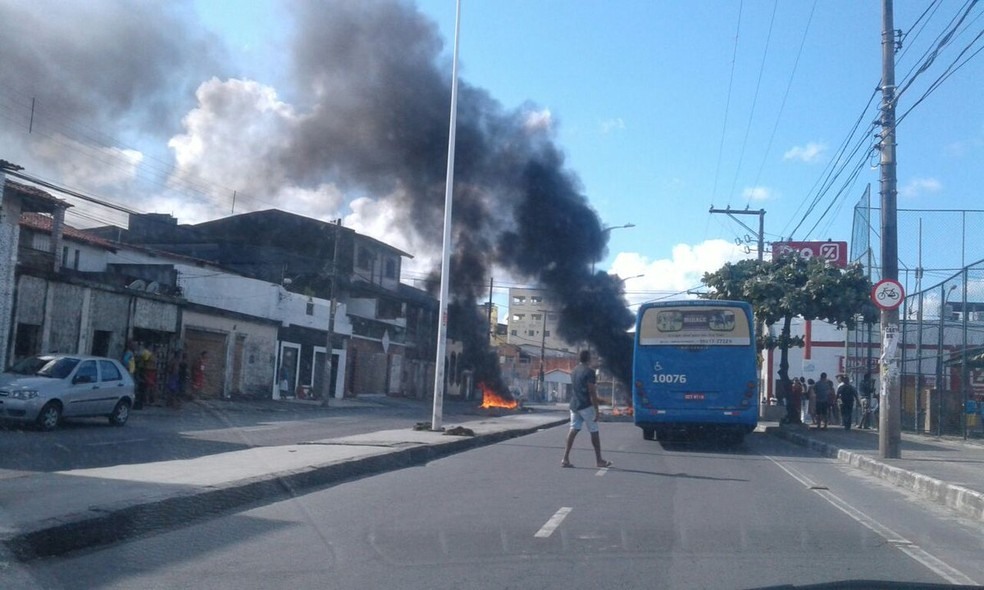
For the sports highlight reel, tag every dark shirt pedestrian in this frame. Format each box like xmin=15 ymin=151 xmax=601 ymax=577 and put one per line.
xmin=836 ymin=375 xmax=859 ymax=430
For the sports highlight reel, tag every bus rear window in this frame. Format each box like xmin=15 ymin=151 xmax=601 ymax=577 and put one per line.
xmin=639 ymin=306 xmax=751 ymax=346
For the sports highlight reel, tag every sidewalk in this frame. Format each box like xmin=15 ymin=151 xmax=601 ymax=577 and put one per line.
xmin=766 ymin=422 xmax=984 ymax=524
xmin=0 ymin=407 xmax=568 ymax=562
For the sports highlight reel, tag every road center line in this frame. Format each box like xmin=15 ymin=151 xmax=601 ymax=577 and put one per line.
xmin=534 ymin=507 xmax=572 ymax=538
xmin=763 ymin=453 xmax=978 ymax=586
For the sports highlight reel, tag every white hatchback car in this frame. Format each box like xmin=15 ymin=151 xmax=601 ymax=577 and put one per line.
xmin=0 ymin=355 xmax=136 ymax=430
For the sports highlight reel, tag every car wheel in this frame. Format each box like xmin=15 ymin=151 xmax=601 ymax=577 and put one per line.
xmin=36 ymin=402 xmax=62 ymax=431
xmin=109 ymin=399 xmax=131 ymax=426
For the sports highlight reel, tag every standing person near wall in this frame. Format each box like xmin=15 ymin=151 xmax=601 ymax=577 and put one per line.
xmin=178 ymin=352 xmax=190 ymax=402
xmin=122 ymin=341 xmax=136 ymax=377
xmin=165 ymin=351 xmax=182 ymax=409
xmin=805 ymin=378 xmax=817 ymax=425
xmin=192 ymin=351 xmax=207 ymax=399
xmin=813 ymin=372 xmax=834 ymax=430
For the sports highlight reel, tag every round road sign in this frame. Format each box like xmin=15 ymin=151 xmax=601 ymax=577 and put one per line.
xmin=871 ymin=279 xmax=904 ymax=310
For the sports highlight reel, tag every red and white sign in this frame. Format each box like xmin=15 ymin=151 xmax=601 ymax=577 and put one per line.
xmin=772 ymin=241 xmax=848 ymax=268
xmin=871 ymin=278 xmax=904 ymax=310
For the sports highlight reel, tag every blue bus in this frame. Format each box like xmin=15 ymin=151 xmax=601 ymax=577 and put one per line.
xmin=632 ymin=300 xmax=758 ymax=442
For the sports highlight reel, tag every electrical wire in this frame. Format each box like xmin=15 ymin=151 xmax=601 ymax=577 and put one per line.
xmin=730 ymin=0 xmax=779 ymax=207
xmin=710 ymin=0 xmax=744 ymax=207
xmin=750 ymin=0 xmax=817 ymax=193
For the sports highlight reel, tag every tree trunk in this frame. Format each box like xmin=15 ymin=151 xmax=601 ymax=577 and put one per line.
xmin=778 ymin=315 xmax=800 ymax=423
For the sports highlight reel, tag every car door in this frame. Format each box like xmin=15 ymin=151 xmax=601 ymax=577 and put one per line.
xmin=98 ymin=360 xmax=128 ymax=413
xmin=64 ymin=360 xmax=100 ymax=417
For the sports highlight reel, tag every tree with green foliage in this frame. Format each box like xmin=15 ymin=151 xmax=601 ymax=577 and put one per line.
xmin=701 ymin=255 xmax=876 ymax=421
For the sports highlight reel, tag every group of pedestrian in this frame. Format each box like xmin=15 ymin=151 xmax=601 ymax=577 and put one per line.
xmin=793 ymin=371 xmax=878 ymax=431
xmin=122 ymin=341 xmax=208 ymax=409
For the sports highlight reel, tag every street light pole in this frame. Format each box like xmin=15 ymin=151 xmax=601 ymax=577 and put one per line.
xmin=431 ymin=0 xmax=462 ymax=431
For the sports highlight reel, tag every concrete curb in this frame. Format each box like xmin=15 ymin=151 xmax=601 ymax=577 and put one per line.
xmin=766 ymin=426 xmax=984 ymax=524
xmin=6 ymin=418 xmax=568 ymax=561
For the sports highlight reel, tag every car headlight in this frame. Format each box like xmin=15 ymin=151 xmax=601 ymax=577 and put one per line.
xmin=10 ymin=390 xmax=40 ymax=400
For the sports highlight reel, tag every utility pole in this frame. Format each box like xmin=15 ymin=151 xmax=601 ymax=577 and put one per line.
xmin=878 ymin=0 xmax=902 ymax=458
xmin=487 ymin=277 xmax=494 ymax=342
xmin=538 ymin=311 xmax=547 ymax=397
xmin=708 ymin=207 xmax=766 ymax=261
xmin=322 ymin=218 xmax=342 ymax=407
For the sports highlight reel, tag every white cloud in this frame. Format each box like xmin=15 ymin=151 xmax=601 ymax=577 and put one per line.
xmin=168 ymin=78 xmax=305 ymax=205
xmin=523 ymin=108 xmax=553 ymax=133
xmin=600 ymin=117 xmax=625 ymax=134
xmin=899 ymin=177 xmax=942 ymax=199
xmin=742 ymin=186 xmax=774 ymax=201
xmin=783 ymin=142 xmax=826 ymax=163
xmin=607 ymin=239 xmax=748 ymax=307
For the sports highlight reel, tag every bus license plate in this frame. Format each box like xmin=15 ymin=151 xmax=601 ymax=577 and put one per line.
xmin=684 ymin=393 xmax=705 ymax=400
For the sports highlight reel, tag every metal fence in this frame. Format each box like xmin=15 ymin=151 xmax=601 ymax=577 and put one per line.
xmin=846 ymin=259 xmax=984 ymax=437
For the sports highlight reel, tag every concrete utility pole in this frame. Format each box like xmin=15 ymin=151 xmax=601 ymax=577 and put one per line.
xmin=708 ymin=207 xmax=765 ymax=261
xmin=322 ymin=218 xmax=342 ymax=407
xmin=878 ymin=0 xmax=902 ymax=459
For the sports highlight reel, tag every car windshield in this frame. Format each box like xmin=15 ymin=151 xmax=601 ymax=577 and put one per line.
xmin=34 ymin=357 xmax=80 ymax=379
xmin=6 ymin=356 xmax=54 ymax=375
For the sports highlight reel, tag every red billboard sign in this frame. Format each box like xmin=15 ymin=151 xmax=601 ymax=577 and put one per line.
xmin=772 ymin=241 xmax=848 ymax=268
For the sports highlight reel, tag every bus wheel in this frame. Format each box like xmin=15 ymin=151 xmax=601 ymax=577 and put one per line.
xmin=642 ymin=427 xmax=655 ymax=441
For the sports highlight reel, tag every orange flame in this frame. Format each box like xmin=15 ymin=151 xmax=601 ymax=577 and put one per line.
xmin=479 ymin=382 xmax=519 ymax=409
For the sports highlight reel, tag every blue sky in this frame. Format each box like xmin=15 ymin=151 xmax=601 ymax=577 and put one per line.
xmin=2 ymin=0 xmax=982 ymax=313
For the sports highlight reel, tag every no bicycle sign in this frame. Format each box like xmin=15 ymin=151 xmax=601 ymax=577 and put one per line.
xmin=871 ymin=279 xmax=904 ymax=311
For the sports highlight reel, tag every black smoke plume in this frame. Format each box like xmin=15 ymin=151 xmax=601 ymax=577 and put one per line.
xmin=284 ymin=1 xmax=638 ymax=387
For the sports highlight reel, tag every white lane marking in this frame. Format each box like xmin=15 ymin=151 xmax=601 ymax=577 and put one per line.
xmin=85 ymin=438 xmax=148 ymax=447
xmin=534 ymin=507 xmax=572 ymax=538
xmin=764 ymin=453 xmax=978 ymax=586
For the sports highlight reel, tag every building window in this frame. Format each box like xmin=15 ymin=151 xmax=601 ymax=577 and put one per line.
xmin=73 ymin=249 xmax=80 ymax=270
xmin=544 ymin=330 xmax=551 ymax=337
xmin=306 ymin=299 xmax=314 ymax=316
xmin=384 ymin=258 xmax=397 ymax=279
xmin=532 ymin=313 xmax=542 ymax=321
xmin=91 ymin=330 xmax=112 ymax=357
xmin=512 ymin=314 xmax=525 ymax=321
xmin=531 ymin=295 xmax=542 ymax=303
xmin=510 ymin=329 xmax=517 ymax=336
xmin=14 ymin=323 xmax=41 ymax=359
xmin=357 ymin=247 xmax=373 ymax=270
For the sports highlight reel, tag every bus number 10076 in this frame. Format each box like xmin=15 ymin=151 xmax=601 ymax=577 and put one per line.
xmin=652 ymin=373 xmax=687 ymax=384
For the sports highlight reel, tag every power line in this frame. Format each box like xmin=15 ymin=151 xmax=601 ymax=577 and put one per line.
xmin=710 ymin=0 xmax=745 ymax=207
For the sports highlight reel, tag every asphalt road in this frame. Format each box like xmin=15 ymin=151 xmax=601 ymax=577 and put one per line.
xmin=15 ymin=422 xmax=984 ymax=589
